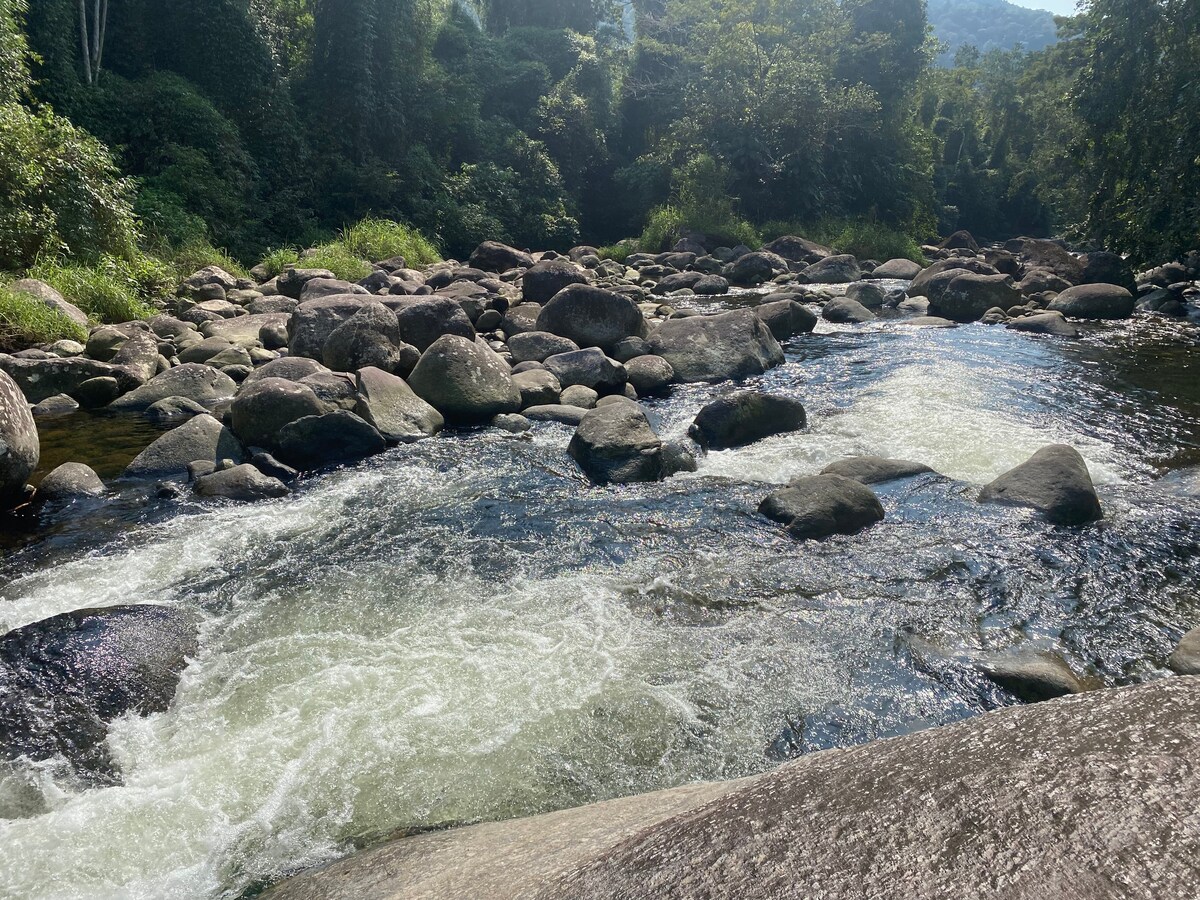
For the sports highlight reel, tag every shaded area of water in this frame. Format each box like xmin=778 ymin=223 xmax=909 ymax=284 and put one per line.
xmin=0 ymin=314 xmax=1198 ymax=899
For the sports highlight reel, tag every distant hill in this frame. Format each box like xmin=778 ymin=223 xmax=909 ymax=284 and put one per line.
xmin=927 ymin=0 xmax=1059 ymax=65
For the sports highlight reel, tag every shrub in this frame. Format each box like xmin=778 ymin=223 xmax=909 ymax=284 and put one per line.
xmin=597 ymin=241 xmax=633 ymax=264
xmin=27 ymin=255 xmax=162 ymax=323
xmin=637 ymin=205 xmax=761 ymax=254
xmin=338 ymin=218 xmax=441 ymax=267
xmin=793 ymin=218 xmax=927 ymax=264
xmin=257 ymin=247 xmax=301 ymax=279
xmin=0 ymin=284 xmax=87 ymax=351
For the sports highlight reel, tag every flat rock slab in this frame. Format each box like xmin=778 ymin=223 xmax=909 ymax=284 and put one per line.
xmin=265 ymin=678 xmax=1200 ymax=900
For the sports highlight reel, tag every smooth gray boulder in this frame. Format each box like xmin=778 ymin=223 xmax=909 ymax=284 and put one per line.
xmin=355 ymin=367 xmax=444 ymax=443
xmin=978 ymin=444 xmax=1103 ymax=525
xmin=243 ymin=357 xmax=330 ymax=385
xmin=507 ymin=331 xmax=580 ymax=364
xmin=868 ymin=258 xmax=923 ymax=280
xmin=9 ymin=278 xmax=89 ymax=327
xmin=229 ymin=377 xmax=327 ymax=451
xmin=753 ymin=299 xmax=817 ymax=340
xmin=0 ymin=369 xmax=38 ymax=507
xmin=649 ymin=309 xmax=784 ymax=384
xmin=393 ymin=296 xmax=477 ymax=352
xmin=193 ymin=464 xmax=290 ymax=501
xmin=145 ymin=396 xmax=209 ymax=424
xmin=801 ymin=254 xmax=861 ymax=284
xmin=277 ymin=267 xmax=337 ymax=299
xmin=978 ymin=650 xmax=1100 ymax=703
xmin=407 ymin=336 xmax=521 ymax=424
xmin=761 ymin=235 xmax=832 ymax=263
xmin=108 ymin=364 xmax=237 ymax=412
xmin=568 ymin=403 xmax=693 ymax=485
xmin=689 ymin=392 xmax=807 ymax=450
xmin=820 ymin=456 xmax=935 ymax=484
xmin=727 ymin=251 xmax=790 ymax=286
xmin=759 ymin=475 xmax=885 ymax=539
xmin=468 ymin=241 xmax=534 ymax=273
xmin=536 ymin=284 xmax=646 ymax=350
xmin=512 ymin=369 xmax=563 ymax=408
xmin=124 ymin=414 xmax=244 ymax=478
xmin=1006 ymin=312 xmax=1080 ymax=337
xmin=0 ymin=605 xmax=199 ymax=776
xmin=623 ymin=356 xmax=674 ymax=396
xmin=202 ymin=313 xmax=291 ymax=345
xmin=0 ymin=355 xmax=132 ymax=404
xmin=845 ymin=281 xmax=887 ymax=308
xmin=930 ymin=272 xmax=1020 ymax=322
xmin=36 ymin=462 xmax=104 ymax=502
xmin=322 ymin=301 xmax=414 ymax=373
xmin=1168 ymin=627 xmax=1200 ymax=675
xmin=1048 ymin=284 xmax=1136 ymax=320
xmin=522 ymin=259 xmax=587 ymax=304
xmin=523 ymin=405 xmax=588 ymax=426
xmin=543 ymin=348 xmax=627 ymax=393
xmin=821 ymin=297 xmax=876 ymax=324
xmin=31 ymin=393 xmax=79 ymax=417
xmin=908 ymin=257 xmax=997 ymax=300
xmin=288 ymin=295 xmax=369 ymax=360
xmin=276 ymin=411 xmax=387 ymax=470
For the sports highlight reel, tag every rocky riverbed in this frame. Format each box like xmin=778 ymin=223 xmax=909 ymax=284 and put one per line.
xmin=0 ymin=233 xmax=1198 ymax=898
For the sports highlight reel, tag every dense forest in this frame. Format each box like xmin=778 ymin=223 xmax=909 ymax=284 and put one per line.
xmin=0 ymin=0 xmax=1197 ymax=325
xmin=926 ymin=0 xmax=1058 ymax=64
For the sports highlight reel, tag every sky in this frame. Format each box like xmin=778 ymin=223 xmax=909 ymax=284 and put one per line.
xmin=1007 ymin=0 xmax=1080 ymax=15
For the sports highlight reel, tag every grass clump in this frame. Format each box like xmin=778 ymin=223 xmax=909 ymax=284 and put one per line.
xmin=298 ymin=243 xmax=373 ymax=281
xmin=166 ymin=241 xmax=249 ymax=280
xmin=597 ymin=241 xmax=634 ymax=264
xmin=0 ymin=286 xmax=88 ymax=351
xmin=28 ymin=255 xmax=162 ymax=323
xmin=258 ymin=247 xmax=301 ymax=278
xmin=638 ymin=205 xmax=762 ymax=254
xmin=339 ymin=218 xmax=441 ymax=267
xmin=765 ymin=218 xmax=927 ymax=263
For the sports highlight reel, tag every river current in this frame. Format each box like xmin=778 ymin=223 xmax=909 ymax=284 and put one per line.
xmin=1 ymin=299 xmax=1198 ymax=899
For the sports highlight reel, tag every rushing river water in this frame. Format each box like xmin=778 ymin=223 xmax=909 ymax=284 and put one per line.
xmin=1 ymin=301 xmax=1199 ymax=899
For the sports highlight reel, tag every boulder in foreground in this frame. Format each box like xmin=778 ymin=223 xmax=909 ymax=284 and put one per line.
xmin=0 ymin=368 xmax=38 ymax=507
xmin=1047 ymin=283 xmax=1136 ymax=320
xmin=407 ymin=335 xmax=521 ymax=424
xmin=649 ymin=309 xmax=783 ymax=383
xmin=759 ymin=475 xmax=884 ymax=539
xmin=979 ymin=444 xmax=1103 ymax=525
xmin=568 ymin=403 xmax=693 ymax=485
xmin=689 ymin=391 xmax=806 ymax=450
xmin=263 ymin=677 xmax=1200 ymax=900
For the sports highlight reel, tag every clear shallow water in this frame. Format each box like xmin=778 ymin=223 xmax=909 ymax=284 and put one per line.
xmin=1 ymin=311 xmax=1199 ymax=899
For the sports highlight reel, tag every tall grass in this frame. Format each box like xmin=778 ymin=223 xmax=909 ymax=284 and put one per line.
xmin=258 ymin=248 xmax=301 ymax=279
xmin=762 ymin=218 xmax=927 ymax=263
xmin=339 ymin=218 xmax=441 ymax=267
xmin=638 ymin=205 xmax=762 ymax=254
xmin=0 ymin=286 xmax=88 ymax=351
xmin=298 ymin=244 xmax=374 ymax=281
xmin=28 ymin=255 xmax=162 ymax=323
xmin=166 ymin=241 xmax=249 ymax=279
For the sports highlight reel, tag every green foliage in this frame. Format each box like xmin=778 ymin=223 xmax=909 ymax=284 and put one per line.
xmin=0 ymin=284 xmax=88 ymax=350
xmin=27 ymin=256 xmax=164 ymax=323
xmin=597 ymin=241 xmax=633 ymax=263
xmin=166 ymin=241 xmax=249 ymax=280
xmin=339 ymin=218 xmax=442 ymax=267
xmin=638 ymin=206 xmax=761 ymax=254
xmin=772 ymin=218 xmax=927 ymax=263
xmin=0 ymin=0 xmax=29 ymax=103
xmin=258 ymin=247 xmax=302 ymax=278
xmin=297 ymin=243 xmax=373 ymax=281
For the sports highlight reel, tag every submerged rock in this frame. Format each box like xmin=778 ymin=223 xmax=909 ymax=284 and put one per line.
xmin=759 ymin=475 xmax=885 ymax=540
xmin=0 ymin=605 xmax=199 ymax=776
xmin=819 ymin=456 xmax=935 ymax=485
xmin=0 ymin=369 xmax=38 ymax=507
xmin=979 ymin=444 xmax=1103 ymax=525
xmin=649 ymin=309 xmax=783 ymax=384
xmin=978 ymin=650 xmax=1100 ymax=703
xmin=689 ymin=392 xmax=807 ymax=450
xmin=568 ymin=403 xmax=693 ymax=485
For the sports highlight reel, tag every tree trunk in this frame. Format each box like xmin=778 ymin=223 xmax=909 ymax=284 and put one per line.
xmin=78 ymin=0 xmax=93 ymax=84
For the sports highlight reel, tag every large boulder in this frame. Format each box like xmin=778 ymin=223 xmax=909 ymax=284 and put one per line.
xmin=243 ymin=357 xmax=330 ymax=385
xmin=109 ymin=330 xmax=163 ymax=385
xmin=801 ymin=254 xmax=861 ymax=284
xmin=1081 ymin=251 xmax=1137 ymax=294
xmin=36 ymin=462 xmax=105 ymax=502
xmin=930 ymin=273 xmax=1021 ymax=322
xmin=845 ymin=281 xmax=887 ymax=309
xmin=759 ymin=475 xmax=885 ymax=539
xmin=0 ymin=355 xmax=132 ymax=404
xmin=507 ymin=331 xmax=580 ymax=364
xmin=1047 ymin=284 xmax=1136 ymax=320
xmin=265 ymin=667 xmax=1200 ymax=900
xmin=468 ymin=241 xmax=534 ymax=273
xmin=820 ymin=456 xmax=935 ymax=484
xmin=355 ymin=367 xmax=444 ymax=443
xmin=276 ymin=411 xmax=387 ymax=470
xmin=753 ymin=299 xmax=817 ymax=341
xmin=393 ymin=296 xmax=476 ymax=352
xmin=0 ymin=605 xmax=199 ymax=775
xmin=522 ymin=259 xmax=588 ymax=304
xmin=568 ymin=403 xmax=693 ymax=485
xmin=536 ymin=285 xmax=646 ymax=350
xmin=543 ymin=348 xmax=627 ymax=393
xmin=908 ymin=257 xmax=997 ymax=300
xmin=407 ymin=336 xmax=521 ymax=424
xmin=689 ymin=392 xmax=807 ymax=450
xmin=623 ymin=356 xmax=675 ymax=396
xmin=761 ymin=235 xmax=832 ymax=264
xmin=288 ymin=295 xmax=369 ymax=360
xmin=1006 ymin=312 xmax=1080 ymax=338
xmin=229 ymin=377 xmax=327 ymax=451
xmin=9 ymin=278 xmax=89 ymax=327
xmin=939 ymin=229 xmax=980 ymax=251
xmin=322 ymin=301 xmax=414 ymax=373
xmin=108 ymin=364 xmax=238 ymax=412
xmin=978 ymin=444 xmax=1103 ymax=525
xmin=1011 ymin=238 xmax=1084 ymax=283
xmin=0 ymin=369 xmax=38 ymax=507
xmin=1168 ymin=627 xmax=1200 ymax=675
xmin=277 ymin=267 xmax=337 ymax=300
xmin=513 ymin=369 xmax=563 ymax=408
xmin=649 ymin=309 xmax=784 ymax=384
xmin=821 ymin=297 xmax=876 ymax=324
xmin=124 ymin=414 xmax=244 ymax=478
xmin=202 ymin=313 xmax=291 ymax=346
xmin=869 ymin=258 xmax=923 ymax=280
xmin=727 ymin=251 xmax=790 ymax=286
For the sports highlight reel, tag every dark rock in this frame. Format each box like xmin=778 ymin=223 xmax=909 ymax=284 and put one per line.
xmin=653 ymin=272 xmax=704 ymax=295
xmin=355 ymin=367 xmax=443 ymax=443
xmin=931 ymin=273 xmax=1021 ymax=323
xmin=623 ymin=356 xmax=675 ymax=396
xmin=300 ymin=278 xmax=368 ymax=301
xmin=649 ymin=309 xmax=784 ymax=383
xmin=523 ymin=405 xmax=588 ymax=426
xmin=277 ymin=268 xmax=337 ymax=300
xmin=393 ymin=296 xmax=477 ymax=352
xmin=801 ymin=254 xmax=861 ymax=284
xmin=522 ymin=259 xmax=588 ymax=304
xmin=908 ymin=258 xmax=997 ymax=300
xmin=108 ymin=364 xmax=237 ymax=412
xmin=978 ymin=650 xmax=1099 ymax=703
xmin=821 ymin=297 xmax=876 ymax=324
xmin=1005 ymin=312 xmax=1080 ymax=338
xmin=512 ymin=369 xmax=563 ymax=408
xmin=36 ymin=462 xmax=104 ymax=502
xmin=1048 ymin=284 xmax=1136 ymax=320
xmin=276 ymin=410 xmax=387 ymax=469
xmin=0 ymin=355 xmax=132 ymax=404
xmin=761 ymin=235 xmax=832 ymax=264
xmin=125 ymin=414 xmax=245 ymax=478
xmin=1013 ymin=238 xmax=1084 ymax=283
xmin=0 ymin=369 xmax=38 ymax=507
xmin=610 ymin=336 xmax=652 ymax=363
xmin=501 ymin=303 xmax=542 ymax=336
xmin=544 ymin=348 xmax=627 ymax=393
xmin=507 ymin=331 xmax=580 ymax=364
xmin=560 ymin=385 xmax=599 ymax=409
xmin=73 ymin=375 xmax=122 ymax=408
xmin=243 ymin=357 xmax=330 ymax=385
xmin=536 ymin=285 xmax=646 ymax=350
xmin=939 ymin=229 xmax=979 ymax=251
xmin=322 ymin=301 xmax=413 ymax=373
xmin=1019 ymin=267 xmax=1074 ymax=295
xmin=468 ymin=241 xmax=534 ymax=273
xmin=194 ymin=464 xmax=290 ymax=501
xmin=978 ymin=444 xmax=1103 ymax=525
xmin=229 ymin=377 xmax=327 ymax=451
xmin=568 ymin=403 xmax=691 ymax=485
xmin=145 ymin=396 xmax=209 ymax=424
xmin=407 ymin=336 xmax=521 ymax=424
xmin=31 ymin=393 xmax=79 ymax=417
xmin=820 ymin=456 xmax=935 ymax=484
xmin=250 ymin=451 xmax=298 ymax=483
xmin=845 ymin=281 xmax=887 ymax=308
xmin=288 ymin=295 xmax=369 ymax=360
xmin=690 ymin=392 xmax=807 ymax=450
xmin=727 ymin=251 xmax=790 ymax=286
xmin=0 ymin=605 xmax=199 ymax=775
xmin=753 ymin=299 xmax=817 ymax=340
xmin=693 ymin=274 xmax=730 ymax=295
xmin=759 ymin=475 xmax=885 ymax=539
